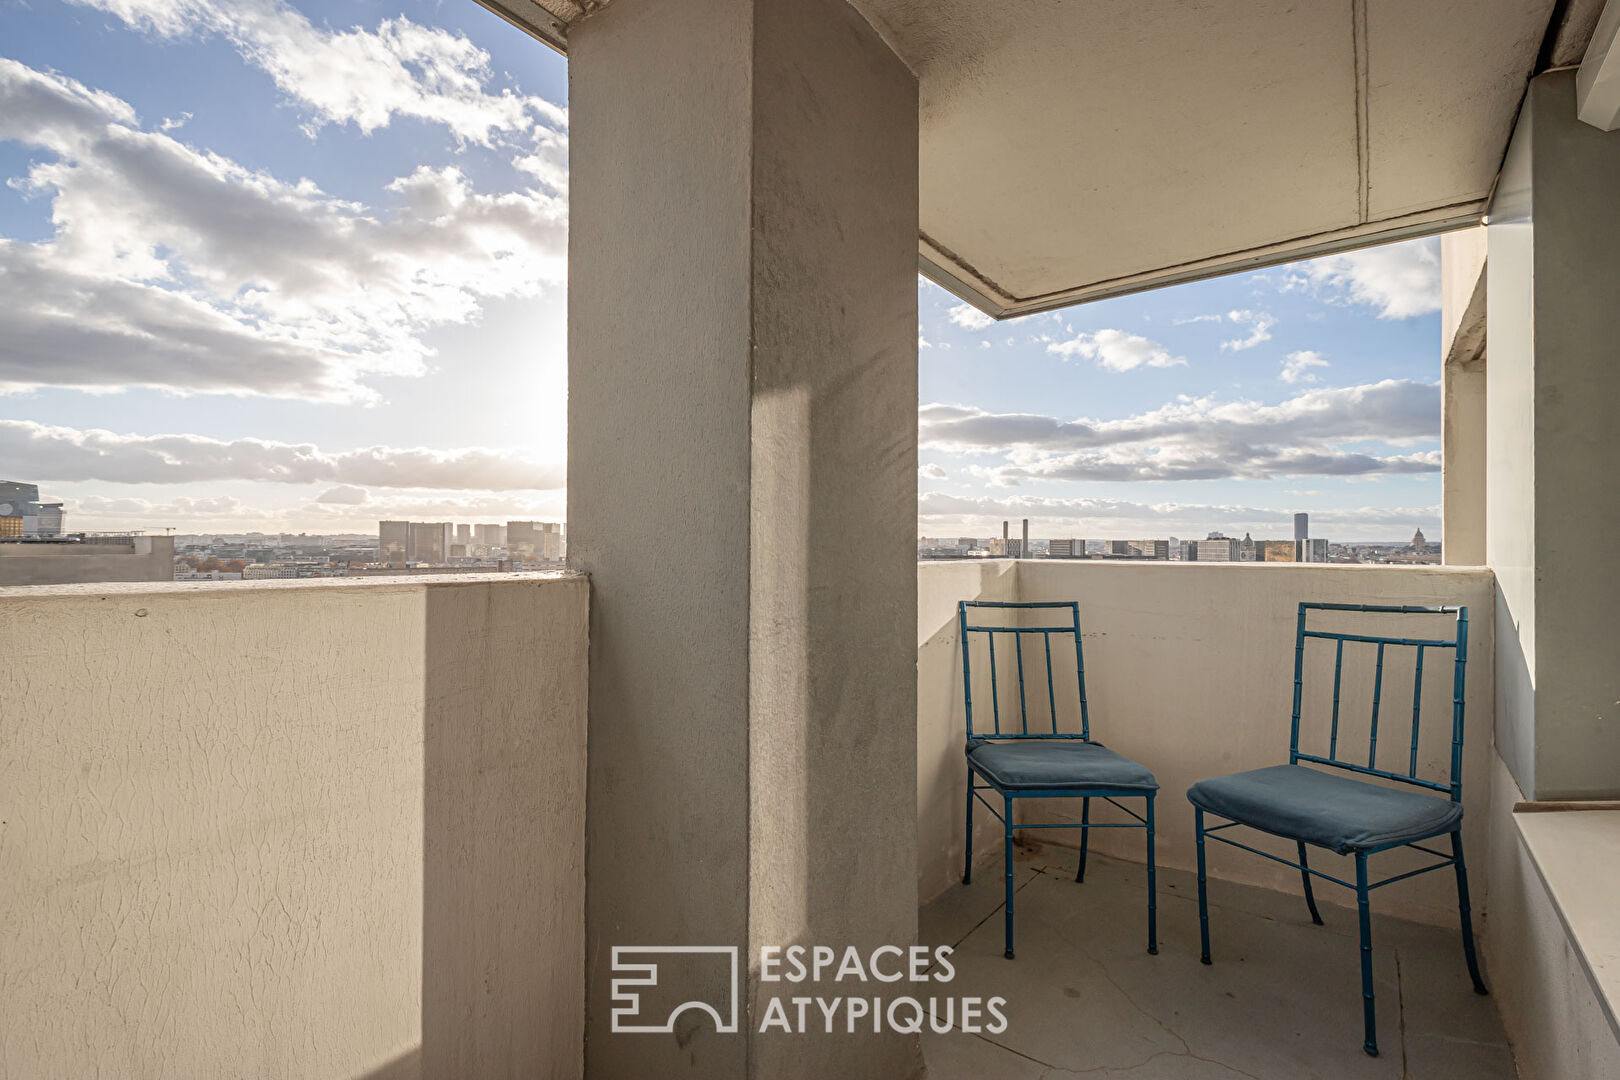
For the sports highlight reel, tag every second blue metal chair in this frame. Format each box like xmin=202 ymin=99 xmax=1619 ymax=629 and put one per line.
xmin=1188 ymin=603 xmax=1487 ymax=1057
xmin=959 ymin=600 xmax=1159 ymax=959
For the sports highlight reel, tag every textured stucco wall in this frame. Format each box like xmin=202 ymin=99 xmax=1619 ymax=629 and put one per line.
xmin=569 ymin=2 xmax=753 ymax=1071
xmin=1442 ymin=359 xmax=1488 ymax=567
xmin=1487 ymin=70 xmax=1620 ymax=799
xmin=570 ymin=1 xmax=918 ymax=1078
xmin=746 ymin=3 xmax=919 ymax=1078
xmin=1484 ymin=755 xmax=1620 ymax=1079
xmin=917 ymin=561 xmax=1496 ymax=927
xmin=0 ymin=574 xmax=586 ymax=1080
xmin=916 ymin=560 xmax=1017 ymax=903
xmin=1441 ymin=227 xmax=1487 ymax=567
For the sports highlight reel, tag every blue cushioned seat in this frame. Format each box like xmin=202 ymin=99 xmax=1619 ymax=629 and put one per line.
xmin=1187 ymin=764 xmax=1463 ymax=855
xmin=967 ymin=738 xmax=1158 ymax=793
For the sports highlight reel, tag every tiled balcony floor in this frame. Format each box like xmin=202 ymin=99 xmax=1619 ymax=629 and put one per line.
xmin=920 ymin=842 xmax=1514 ymax=1079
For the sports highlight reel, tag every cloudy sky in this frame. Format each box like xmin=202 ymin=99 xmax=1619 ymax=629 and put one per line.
xmin=1 ymin=0 xmax=1443 ymax=541
xmin=919 ymin=232 xmax=1444 ymax=543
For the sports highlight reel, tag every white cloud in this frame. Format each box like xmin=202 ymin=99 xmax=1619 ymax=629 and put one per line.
xmin=0 ymin=244 xmax=363 ymax=399
xmin=1280 ymin=350 xmax=1329 ymax=384
xmin=0 ymin=420 xmax=564 ymax=490
xmin=1294 ymin=238 xmax=1440 ymax=319
xmin=61 ymin=489 xmax=568 ymax=531
xmin=918 ymin=325 xmax=932 ymax=349
xmin=947 ymin=303 xmax=993 ymax=332
xmin=0 ymin=59 xmax=566 ymax=401
xmin=1220 ymin=309 xmax=1277 ymax=352
xmin=68 ymin=0 xmax=564 ymax=147
xmin=73 ymin=494 xmax=245 ymax=519
xmin=919 ymin=379 xmax=1439 ymax=482
xmin=1048 ymin=329 xmax=1186 ymax=372
xmin=981 ymin=445 xmax=1440 ymax=484
xmin=298 ymin=491 xmax=566 ymax=522
xmin=315 ymin=485 xmax=370 ymax=504
xmin=918 ymin=463 xmax=947 ymax=480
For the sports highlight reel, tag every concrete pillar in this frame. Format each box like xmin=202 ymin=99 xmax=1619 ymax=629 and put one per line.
xmin=1486 ymin=70 xmax=1620 ymax=799
xmin=568 ymin=1 xmax=920 ymax=1077
xmin=1440 ymin=228 xmax=1487 ymax=566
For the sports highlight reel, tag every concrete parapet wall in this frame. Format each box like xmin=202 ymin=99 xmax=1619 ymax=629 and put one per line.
xmin=0 ymin=573 xmax=587 ymax=1080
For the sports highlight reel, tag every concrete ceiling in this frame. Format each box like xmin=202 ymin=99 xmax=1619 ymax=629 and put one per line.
xmin=480 ymin=0 xmax=1599 ymax=318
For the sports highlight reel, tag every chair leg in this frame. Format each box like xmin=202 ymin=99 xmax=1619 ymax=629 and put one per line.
xmin=962 ymin=768 xmax=974 ymax=885
xmin=1355 ymin=853 xmax=1378 ymax=1057
xmin=1003 ymin=795 xmax=1016 ymax=959
xmin=1297 ymin=841 xmax=1325 ymax=925
xmin=1195 ymin=807 xmax=1211 ymax=965
xmin=1075 ymin=796 xmax=1091 ymax=882
xmin=1145 ymin=794 xmax=1158 ymax=955
xmin=1451 ymin=830 xmax=1489 ymax=995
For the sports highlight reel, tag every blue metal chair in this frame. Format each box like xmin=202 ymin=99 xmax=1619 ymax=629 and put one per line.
xmin=1188 ymin=603 xmax=1487 ymax=1057
xmin=959 ymin=600 xmax=1159 ymax=959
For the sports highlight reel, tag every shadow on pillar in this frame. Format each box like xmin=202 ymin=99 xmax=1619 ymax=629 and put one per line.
xmin=1491 ymin=585 xmax=1535 ymax=798
xmin=353 ymin=1048 xmax=422 ymax=1080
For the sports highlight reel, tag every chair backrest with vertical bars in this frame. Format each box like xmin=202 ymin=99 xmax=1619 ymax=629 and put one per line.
xmin=1290 ymin=602 xmax=1470 ymax=802
xmin=958 ymin=600 xmax=1091 ymax=742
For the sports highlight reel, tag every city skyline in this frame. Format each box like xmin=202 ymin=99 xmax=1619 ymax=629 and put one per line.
xmin=2 ymin=0 xmax=1441 ymax=542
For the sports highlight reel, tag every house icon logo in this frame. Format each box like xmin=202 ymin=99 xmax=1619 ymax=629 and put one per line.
xmin=610 ymin=946 xmax=740 ymax=1034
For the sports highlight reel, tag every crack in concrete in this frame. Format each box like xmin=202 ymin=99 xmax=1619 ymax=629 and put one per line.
xmin=1086 ymin=951 xmax=1190 ymax=1058
xmin=1004 ymin=875 xmax=1216 ymax=1075
xmin=967 ymin=1029 xmax=1061 ymax=1071
xmin=945 ymin=869 xmax=1043 ymax=951
xmin=1414 ymin=1033 xmax=1511 ymax=1050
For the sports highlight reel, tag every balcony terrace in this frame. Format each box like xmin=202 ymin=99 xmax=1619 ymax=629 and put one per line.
xmin=4 ymin=560 xmax=1618 ymax=1077
xmin=6 ymin=0 xmax=1620 ymax=1077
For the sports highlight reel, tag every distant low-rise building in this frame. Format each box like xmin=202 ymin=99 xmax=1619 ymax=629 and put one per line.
xmin=1047 ymin=538 xmax=1085 ymax=559
xmin=1105 ymin=539 xmax=1169 ymax=559
xmin=242 ymin=563 xmax=298 ymax=580
xmin=1190 ymin=538 xmax=1240 ymax=562
xmin=0 ymin=535 xmax=175 ymax=586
